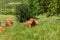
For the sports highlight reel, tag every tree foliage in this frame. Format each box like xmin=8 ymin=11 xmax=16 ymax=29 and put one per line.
xmin=16 ymin=0 xmax=60 ymax=22
xmin=29 ymin=0 xmax=40 ymax=16
xmin=16 ymin=4 xmax=31 ymax=22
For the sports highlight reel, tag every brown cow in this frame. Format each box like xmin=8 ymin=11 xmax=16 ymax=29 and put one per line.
xmin=5 ymin=18 xmax=13 ymax=26
xmin=24 ymin=18 xmax=38 ymax=27
xmin=0 ymin=26 xmax=5 ymax=32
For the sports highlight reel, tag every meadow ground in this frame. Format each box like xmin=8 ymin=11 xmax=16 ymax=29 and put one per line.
xmin=0 ymin=14 xmax=60 ymax=40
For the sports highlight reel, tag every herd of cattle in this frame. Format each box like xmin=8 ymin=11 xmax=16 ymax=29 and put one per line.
xmin=0 ymin=18 xmax=38 ymax=32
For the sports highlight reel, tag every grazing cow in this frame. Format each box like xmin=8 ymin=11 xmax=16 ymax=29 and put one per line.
xmin=5 ymin=18 xmax=13 ymax=26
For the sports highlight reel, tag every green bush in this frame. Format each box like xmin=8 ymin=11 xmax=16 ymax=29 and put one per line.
xmin=16 ymin=4 xmax=33 ymax=22
xmin=29 ymin=0 xmax=40 ymax=16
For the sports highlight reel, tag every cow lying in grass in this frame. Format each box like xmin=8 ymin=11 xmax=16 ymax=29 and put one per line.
xmin=24 ymin=18 xmax=38 ymax=27
xmin=5 ymin=18 xmax=13 ymax=26
xmin=0 ymin=26 xmax=5 ymax=32
xmin=0 ymin=22 xmax=5 ymax=32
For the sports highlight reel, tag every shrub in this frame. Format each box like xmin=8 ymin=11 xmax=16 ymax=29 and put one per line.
xmin=29 ymin=0 xmax=40 ymax=16
xmin=16 ymin=4 xmax=33 ymax=22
